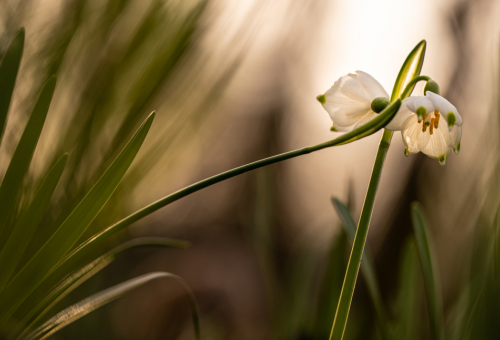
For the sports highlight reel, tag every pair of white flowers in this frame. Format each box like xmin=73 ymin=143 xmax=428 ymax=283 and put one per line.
xmin=317 ymin=71 xmax=462 ymax=165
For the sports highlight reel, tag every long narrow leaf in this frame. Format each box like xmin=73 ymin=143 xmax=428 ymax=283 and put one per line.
xmin=0 ymin=154 xmax=68 ymax=293
xmin=0 ymin=76 xmax=56 ymax=236
xmin=17 ymin=237 xmax=189 ymax=338
xmin=331 ymin=197 xmax=389 ymax=337
xmin=390 ymin=40 xmax=426 ymax=101
xmin=0 ymin=28 xmax=24 ymax=143
xmin=410 ymin=202 xmax=444 ymax=340
xmin=315 ymin=229 xmax=349 ymax=339
xmin=393 ymin=238 xmax=419 ymax=340
xmin=0 ymin=111 xmax=155 ymax=323
xmin=25 ymin=272 xmax=200 ymax=340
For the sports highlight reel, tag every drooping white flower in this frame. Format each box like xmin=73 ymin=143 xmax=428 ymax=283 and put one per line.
xmin=384 ymin=92 xmax=462 ymax=165
xmin=317 ymin=72 xmax=462 ymax=165
xmin=317 ymin=71 xmax=399 ymax=131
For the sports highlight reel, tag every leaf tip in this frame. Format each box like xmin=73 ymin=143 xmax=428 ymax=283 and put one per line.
xmin=410 ymin=201 xmax=422 ymax=212
xmin=15 ymin=27 xmax=25 ymax=39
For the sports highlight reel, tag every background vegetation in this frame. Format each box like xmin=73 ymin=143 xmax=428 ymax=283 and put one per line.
xmin=0 ymin=0 xmax=498 ymax=339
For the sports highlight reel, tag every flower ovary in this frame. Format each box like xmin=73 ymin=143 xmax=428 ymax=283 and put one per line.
xmin=424 ymin=79 xmax=440 ymax=95
xmin=370 ymin=97 xmax=390 ymax=113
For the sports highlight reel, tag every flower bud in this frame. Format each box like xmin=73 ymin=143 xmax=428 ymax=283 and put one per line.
xmin=371 ymin=97 xmax=390 ymax=113
xmin=424 ymin=79 xmax=440 ymax=95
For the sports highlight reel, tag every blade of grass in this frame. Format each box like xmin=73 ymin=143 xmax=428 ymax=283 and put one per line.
xmin=24 ymin=272 xmax=200 ymax=340
xmin=0 ymin=111 xmax=155 ymax=324
xmin=52 ymin=99 xmax=402 ymax=282
xmin=17 ymin=237 xmax=189 ymax=339
xmin=315 ymin=229 xmax=349 ymax=339
xmin=0 ymin=153 xmax=68 ymax=294
xmin=410 ymin=202 xmax=444 ymax=340
xmin=329 ymin=40 xmax=426 ymax=340
xmin=0 ymin=76 xmax=56 ymax=236
xmin=0 ymin=28 xmax=24 ymax=143
xmin=331 ymin=197 xmax=389 ymax=338
xmin=393 ymin=238 xmax=419 ymax=340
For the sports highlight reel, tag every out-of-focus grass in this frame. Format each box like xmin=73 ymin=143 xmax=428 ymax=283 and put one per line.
xmin=2 ymin=0 xmax=500 ymax=339
xmin=0 ymin=0 xmax=244 ymax=337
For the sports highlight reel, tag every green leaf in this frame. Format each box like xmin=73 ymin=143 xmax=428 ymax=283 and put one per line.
xmin=0 ymin=153 xmax=67 ymax=294
xmin=393 ymin=238 xmax=419 ymax=340
xmin=390 ymin=40 xmax=426 ymax=101
xmin=0 ymin=28 xmax=24 ymax=143
xmin=410 ymin=202 xmax=444 ymax=340
xmin=24 ymin=272 xmax=200 ymax=340
xmin=0 ymin=111 xmax=155 ymax=323
xmin=17 ymin=237 xmax=189 ymax=339
xmin=315 ymin=228 xmax=349 ymax=339
xmin=331 ymin=197 xmax=389 ymax=338
xmin=0 ymin=75 xmax=56 ymax=236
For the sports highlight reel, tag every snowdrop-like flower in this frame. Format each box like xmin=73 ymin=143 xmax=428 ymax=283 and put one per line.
xmin=316 ymin=71 xmax=400 ymax=132
xmin=386 ymin=91 xmax=462 ymax=165
xmin=317 ymin=71 xmax=462 ymax=165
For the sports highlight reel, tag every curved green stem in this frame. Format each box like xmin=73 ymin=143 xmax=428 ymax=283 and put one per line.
xmin=29 ymin=100 xmax=399 ymax=299
xmin=400 ymin=75 xmax=430 ymax=99
xmin=329 ymin=129 xmax=394 ymax=340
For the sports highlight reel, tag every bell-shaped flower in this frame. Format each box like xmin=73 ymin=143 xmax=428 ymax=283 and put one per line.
xmin=317 ymin=71 xmax=401 ymax=131
xmin=384 ymin=92 xmax=462 ymax=165
xmin=317 ymin=72 xmax=462 ymax=165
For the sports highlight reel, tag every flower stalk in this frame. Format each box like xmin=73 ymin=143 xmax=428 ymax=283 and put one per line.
xmin=329 ymin=128 xmax=393 ymax=340
xmin=328 ymin=40 xmax=428 ymax=340
xmin=44 ymin=100 xmax=401 ymax=288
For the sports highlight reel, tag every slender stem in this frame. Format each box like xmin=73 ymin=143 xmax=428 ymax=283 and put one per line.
xmin=329 ymin=129 xmax=393 ymax=340
xmin=400 ymin=75 xmax=430 ymax=99
xmin=54 ymin=100 xmax=401 ymax=270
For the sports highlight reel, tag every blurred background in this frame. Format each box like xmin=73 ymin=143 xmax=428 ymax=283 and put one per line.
xmin=0 ymin=0 xmax=499 ymax=338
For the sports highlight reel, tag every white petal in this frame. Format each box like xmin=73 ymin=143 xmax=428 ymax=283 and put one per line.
xmin=450 ymin=125 xmax=462 ymax=154
xmin=425 ymin=91 xmax=462 ymax=126
xmin=322 ymin=73 xmax=373 ymax=131
xmin=385 ymin=96 xmax=419 ymax=131
xmin=401 ymin=115 xmax=430 ymax=154
xmin=355 ymin=71 xmax=389 ymax=99
xmin=352 ymin=110 xmax=378 ymax=130
xmin=421 ymin=121 xmax=452 ymax=160
xmin=406 ymin=96 xmax=435 ymax=116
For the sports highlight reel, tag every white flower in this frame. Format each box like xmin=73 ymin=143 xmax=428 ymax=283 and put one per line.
xmin=317 ymin=71 xmax=398 ymax=131
xmin=385 ymin=91 xmax=462 ymax=165
xmin=317 ymin=71 xmax=462 ymax=165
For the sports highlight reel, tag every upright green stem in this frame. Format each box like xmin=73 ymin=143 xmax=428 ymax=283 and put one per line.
xmin=329 ymin=129 xmax=394 ymax=340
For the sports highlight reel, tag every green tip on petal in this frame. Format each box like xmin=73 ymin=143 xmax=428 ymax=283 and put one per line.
xmin=317 ymin=94 xmax=326 ymax=104
xmin=438 ymin=155 xmax=447 ymax=166
xmin=330 ymin=125 xmax=338 ymax=132
xmin=447 ymin=112 xmax=456 ymax=129
xmin=416 ymin=107 xmax=426 ymax=121
xmin=404 ymin=148 xmax=410 ymax=157
xmin=424 ymin=79 xmax=440 ymax=95
xmin=454 ymin=142 xmax=460 ymax=155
